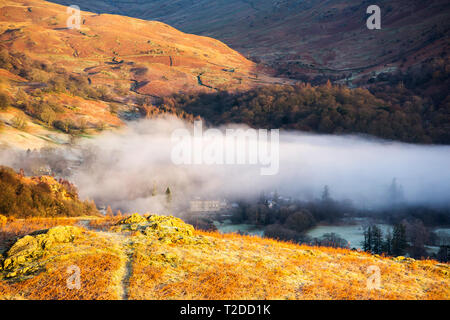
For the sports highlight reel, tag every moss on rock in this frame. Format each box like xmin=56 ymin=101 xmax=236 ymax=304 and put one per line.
xmin=1 ymin=226 xmax=82 ymax=278
xmin=145 ymin=215 xmax=194 ymax=239
xmin=118 ymin=213 xmax=148 ymax=225
xmin=115 ymin=213 xmax=209 ymax=245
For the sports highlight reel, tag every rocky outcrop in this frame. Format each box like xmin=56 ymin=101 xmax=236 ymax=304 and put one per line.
xmin=117 ymin=213 xmax=148 ymax=225
xmin=115 ymin=213 xmax=207 ymax=245
xmin=0 ymin=226 xmax=82 ymax=278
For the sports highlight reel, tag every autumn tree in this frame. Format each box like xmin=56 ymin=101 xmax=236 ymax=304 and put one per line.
xmin=106 ymin=205 xmax=113 ymax=217
xmin=405 ymin=219 xmax=429 ymax=259
xmin=285 ymin=210 xmax=316 ymax=233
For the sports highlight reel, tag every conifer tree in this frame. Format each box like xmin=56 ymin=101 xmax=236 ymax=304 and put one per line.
xmin=372 ymin=225 xmax=383 ymax=254
xmin=383 ymin=229 xmax=393 ymax=256
xmin=362 ymin=226 xmax=372 ymax=252
xmin=392 ymin=223 xmax=408 ymax=256
xmin=165 ymin=187 xmax=172 ymax=205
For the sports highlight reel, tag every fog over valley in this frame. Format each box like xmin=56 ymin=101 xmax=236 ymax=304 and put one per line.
xmin=3 ymin=117 xmax=448 ymax=214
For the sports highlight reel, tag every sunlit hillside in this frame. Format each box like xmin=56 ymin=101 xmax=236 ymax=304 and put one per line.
xmin=0 ymin=0 xmax=288 ymax=149
xmin=0 ymin=0 xmax=271 ymax=95
xmin=0 ymin=213 xmax=448 ymax=300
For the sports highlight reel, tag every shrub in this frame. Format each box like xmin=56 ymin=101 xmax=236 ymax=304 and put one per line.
xmin=38 ymin=106 xmax=56 ymax=126
xmin=265 ymin=224 xmax=304 ymax=242
xmin=11 ymin=115 xmax=27 ymax=130
xmin=53 ymin=119 xmax=77 ymax=133
xmin=284 ymin=210 xmax=316 ymax=233
xmin=0 ymin=91 xmax=11 ymax=110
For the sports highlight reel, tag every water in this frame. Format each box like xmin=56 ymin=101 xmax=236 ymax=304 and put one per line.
xmin=305 ymin=223 xmax=391 ymax=249
xmin=213 ymin=218 xmax=450 ymax=251
xmin=213 ymin=220 xmax=265 ymax=237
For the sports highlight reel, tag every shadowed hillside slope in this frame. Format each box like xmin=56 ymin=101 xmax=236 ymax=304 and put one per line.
xmin=48 ymin=0 xmax=450 ymax=83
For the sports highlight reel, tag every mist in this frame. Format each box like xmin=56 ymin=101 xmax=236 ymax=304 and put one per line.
xmin=2 ymin=117 xmax=450 ymax=214
xmin=71 ymin=117 xmax=450 ymax=213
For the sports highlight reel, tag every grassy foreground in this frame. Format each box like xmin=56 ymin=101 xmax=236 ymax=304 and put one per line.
xmin=0 ymin=214 xmax=449 ymax=300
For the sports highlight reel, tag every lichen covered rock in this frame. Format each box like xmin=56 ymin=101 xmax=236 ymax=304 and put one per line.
xmin=393 ymin=256 xmax=415 ymax=264
xmin=144 ymin=215 xmax=194 ymax=240
xmin=117 ymin=213 xmax=148 ymax=225
xmin=1 ymin=226 xmax=82 ymax=278
xmin=115 ymin=213 xmax=208 ymax=245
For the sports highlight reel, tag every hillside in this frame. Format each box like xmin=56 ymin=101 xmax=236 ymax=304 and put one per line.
xmin=0 ymin=0 xmax=448 ymax=146
xmin=0 ymin=166 xmax=99 ymax=218
xmin=48 ymin=0 xmax=450 ymax=83
xmin=0 ymin=213 xmax=448 ymax=300
xmin=0 ymin=0 xmax=288 ymax=148
xmin=0 ymin=0 xmax=272 ymax=94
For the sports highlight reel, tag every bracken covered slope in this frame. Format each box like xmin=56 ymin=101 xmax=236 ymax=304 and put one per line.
xmin=0 ymin=0 xmax=282 ymax=96
xmin=48 ymin=0 xmax=450 ymax=79
xmin=0 ymin=213 xmax=449 ymax=300
xmin=0 ymin=0 xmax=289 ymax=148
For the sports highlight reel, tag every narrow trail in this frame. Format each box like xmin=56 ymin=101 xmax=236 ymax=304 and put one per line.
xmin=77 ymin=219 xmax=134 ymax=300
xmin=119 ymin=238 xmax=134 ymax=300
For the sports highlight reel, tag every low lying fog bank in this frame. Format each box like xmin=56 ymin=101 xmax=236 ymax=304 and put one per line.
xmin=2 ymin=117 xmax=450 ymax=214
xmin=72 ymin=117 xmax=450 ymax=213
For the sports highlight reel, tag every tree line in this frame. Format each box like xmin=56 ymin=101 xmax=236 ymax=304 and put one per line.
xmin=362 ymin=222 xmax=449 ymax=262
xmin=162 ymin=78 xmax=449 ymax=144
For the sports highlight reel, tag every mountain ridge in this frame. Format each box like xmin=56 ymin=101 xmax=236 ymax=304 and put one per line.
xmin=48 ymin=0 xmax=450 ymax=84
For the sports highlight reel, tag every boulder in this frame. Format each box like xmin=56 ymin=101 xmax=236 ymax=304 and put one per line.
xmin=1 ymin=226 xmax=82 ymax=278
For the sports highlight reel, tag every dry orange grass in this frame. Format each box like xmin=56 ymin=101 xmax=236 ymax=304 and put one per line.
xmin=128 ymin=229 xmax=450 ymax=300
xmin=1 ymin=216 xmax=449 ymax=300
xmin=0 ymin=253 xmax=121 ymax=299
xmin=0 ymin=227 xmax=124 ymax=300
